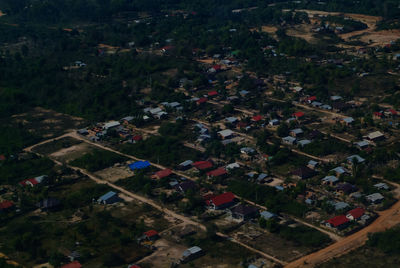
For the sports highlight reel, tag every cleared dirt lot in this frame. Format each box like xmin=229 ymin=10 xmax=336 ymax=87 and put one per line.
xmin=94 ymin=165 xmax=132 ymax=183
xmin=50 ymin=142 xmax=95 ymax=163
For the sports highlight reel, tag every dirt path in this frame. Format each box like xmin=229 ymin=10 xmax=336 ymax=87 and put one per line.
xmin=286 ymin=199 xmax=400 ymax=267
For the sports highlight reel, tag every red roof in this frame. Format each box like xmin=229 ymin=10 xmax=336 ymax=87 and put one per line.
xmin=252 ymin=115 xmax=263 ymax=122
xmin=154 ymin=169 xmax=172 ymax=179
xmin=61 ymin=261 xmax=82 ymax=268
xmin=128 ymin=265 xmax=141 ymax=268
xmin=206 ymin=167 xmax=227 ymax=177
xmin=144 ymin=229 xmax=158 ymax=238
xmin=19 ymin=178 xmax=39 ymax=187
xmin=206 ymin=192 xmax=235 ymax=207
xmin=374 ymin=112 xmax=383 ymax=117
xmin=347 ymin=207 xmax=365 ymax=219
xmin=133 ymin=135 xmax=142 ymax=141
xmin=327 ymin=215 xmax=349 ymax=227
xmin=161 ymin=45 xmax=174 ymax=51
xmin=208 ymin=91 xmax=218 ymax=97
xmin=388 ymin=109 xmax=397 ymax=115
xmin=236 ymin=122 xmax=247 ymax=128
xmin=0 ymin=200 xmax=14 ymax=210
xmin=306 ymin=96 xmax=317 ymax=102
xmin=196 ymin=97 xmax=208 ymax=105
xmin=293 ymin=111 xmax=305 ymax=118
xmin=0 ymin=155 xmax=5 ymax=161
xmin=193 ymin=161 xmax=213 ymax=170
xmin=212 ymin=65 xmax=222 ymax=71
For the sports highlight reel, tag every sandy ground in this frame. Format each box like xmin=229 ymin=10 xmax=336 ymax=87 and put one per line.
xmin=94 ymin=165 xmax=132 ymax=183
xmin=50 ymin=143 xmax=91 ymax=162
xmin=0 ymin=10 xmax=5 ymax=17
xmin=137 ymin=238 xmax=187 ymax=267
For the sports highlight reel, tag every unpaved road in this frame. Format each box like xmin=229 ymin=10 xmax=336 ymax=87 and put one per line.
xmin=286 ymin=200 xmax=400 ymax=267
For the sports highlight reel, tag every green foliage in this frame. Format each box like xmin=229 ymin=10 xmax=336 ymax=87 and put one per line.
xmin=0 ymin=124 xmax=41 ymax=154
xmin=70 ymin=149 xmax=127 ymax=172
xmin=367 ymin=226 xmax=400 ymax=253
xmin=0 ymin=155 xmax=54 ymax=184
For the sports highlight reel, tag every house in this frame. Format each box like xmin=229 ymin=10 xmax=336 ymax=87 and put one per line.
xmin=336 ymin=183 xmax=357 ymax=195
xmin=226 ymin=162 xmax=240 ymax=170
xmin=128 ymin=265 xmax=141 ymax=268
xmin=256 ymin=173 xmax=268 ymax=183
xmin=61 ymin=261 xmax=82 ymax=268
xmin=252 ymin=115 xmax=263 ymax=122
xmin=103 ymin=121 xmax=120 ymax=130
xmin=269 ymin=119 xmax=279 ymax=126
xmin=347 ymin=155 xmax=365 ymax=165
xmin=181 ymin=246 xmax=204 ymax=263
xmin=77 ymin=128 xmax=89 ymax=135
xmin=331 ymin=95 xmax=342 ymax=101
xmin=334 ymin=201 xmax=350 ymax=211
xmin=346 ymin=208 xmax=365 ymax=221
xmin=19 ymin=175 xmax=47 ymax=187
xmin=143 ymin=230 xmax=159 ymax=241
xmin=0 ymin=200 xmax=14 ymax=213
xmin=193 ymin=160 xmax=213 ymax=170
xmin=225 ymin=117 xmax=239 ymax=124
xmin=385 ymin=109 xmax=398 ymax=117
xmin=322 ymin=175 xmax=339 ymax=186
xmin=129 ymin=161 xmax=151 ymax=171
xmin=297 ymin=139 xmax=311 ymax=147
xmin=97 ymin=191 xmax=120 ymax=205
xmin=282 ymin=136 xmax=296 ymax=145
xmin=230 ymin=204 xmax=258 ymax=221
xmin=218 ymin=129 xmax=234 ymax=139
xmin=325 ymin=215 xmax=349 ymax=229
xmin=355 ymin=140 xmax=369 ymax=150
xmin=260 ymin=210 xmax=277 ymax=220
xmin=240 ymin=147 xmax=255 ymax=155
xmin=121 ymin=116 xmax=135 ymax=123
xmin=208 ymin=90 xmax=218 ymax=97
xmin=205 ymin=192 xmax=236 ymax=209
xmin=309 ymin=130 xmax=322 ymax=140
xmin=366 ymin=131 xmax=385 ymax=142
xmin=175 ymin=181 xmax=197 ymax=193
xmin=305 ymin=96 xmax=317 ymax=103
xmin=196 ymin=97 xmax=208 ymax=105
xmin=207 ymin=168 xmax=228 ymax=179
xmin=36 ymin=197 xmax=61 ymax=211
xmin=321 ymin=104 xmax=332 ymax=110
xmin=373 ymin=112 xmax=384 ymax=119
xmin=311 ymin=101 xmax=322 ymax=108
xmin=342 ymin=117 xmax=354 ymax=125
xmin=152 ymin=169 xmax=173 ymax=179
xmin=307 ymin=160 xmax=319 ymax=170
xmin=374 ymin=182 xmax=389 ymax=190
xmin=291 ymin=166 xmax=316 ymax=180
xmin=366 ymin=193 xmax=384 ymax=204
xmin=178 ymin=160 xmax=193 ymax=171
xmin=331 ymin=166 xmax=347 ymax=177
xmin=293 ymin=111 xmax=305 ymax=120
xmin=290 ymin=128 xmax=303 ymax=137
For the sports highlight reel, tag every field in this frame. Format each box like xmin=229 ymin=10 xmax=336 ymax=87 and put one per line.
xmin=32 ymin=137 xmax=82 ymax=155
xmin=11 ymin=107 xmax=86 ymax=139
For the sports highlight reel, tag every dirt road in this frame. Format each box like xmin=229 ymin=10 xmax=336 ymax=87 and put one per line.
xmin=286 ymin=200 xmax=400 ymax=267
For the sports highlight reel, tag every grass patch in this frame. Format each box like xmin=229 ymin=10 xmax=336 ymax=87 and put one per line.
xmin=70 ymin=149 xmax=128 ymax=172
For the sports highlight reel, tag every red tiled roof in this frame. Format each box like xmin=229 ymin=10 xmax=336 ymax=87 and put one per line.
xmin=196 ymin=97 xmax=208 ymax=104
xmin=293 ymin=111 xmax=305 ymax=118
xmin=193 ymin=161 xmax=213 ymax=170
xmin=144 ymin=230 xmax=158 ymax=238
xmin=206 ymin=167 xmax=227 ymax=177
xmin=252 ymin=115 xmax=263 ymax=122
xmin=154 ymin=169 xmax=172 ymax=179
xmin=212 ymin=65 xmax=222 ymax=71
xmin=61 ymin=261 xmax=82 ymax=268
xmin=0 ymin=200 xmax=14 ymax=210
xmin=327 ymin=215 xmax=349 ymax=227
xmin=388 ymin=109 xmax=397 ymax=115
xmin=128 ymin=265 xmax=141 ymax=268
xmin=207 ymin=192 xmax=235 ymax=207
xmin=347 ymin=207 xmax=365 ymax=219
xmin=133 ymin=135 xmax=142 ymax=141
xmin=306 ymin=96 xmax=316 ymax=102
xmin=208 ymin=91 xmax=218 ymax=96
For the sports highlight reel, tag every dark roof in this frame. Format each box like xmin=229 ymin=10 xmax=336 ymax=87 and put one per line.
xmin=231 ymin=204 xmax=258 ymax=216
xmin=0 ymin=200 xmax=14 ymax=210
xmin=291 ymin=166 xmax=316 ymax=179
xmin=36 ymin=197 xmax=60 ymax=209
xmin=176 ymin=181 xmax=196 ymax=192
xmin=332 ymin=101 xmax=349 ymax=111
xmin=336 ymin=183 xmax=357 ymax=194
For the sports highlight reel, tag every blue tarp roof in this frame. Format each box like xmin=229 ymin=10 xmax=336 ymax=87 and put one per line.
xmin=98 ymin=191 xmax=117 ymax=201
xmin=129 ymin=160 xmax=151 ymax=170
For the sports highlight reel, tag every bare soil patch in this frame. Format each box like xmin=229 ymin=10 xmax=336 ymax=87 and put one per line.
xmin=94 ymin=165 xmax=132 ymax=183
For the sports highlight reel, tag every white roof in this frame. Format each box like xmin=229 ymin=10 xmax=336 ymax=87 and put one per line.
xmin=367 ymin=131 xmax=384 ymax=140
xmin=366 ymin=193 xmax=384 ymax=202
xmin=218 ymin=129 xmax=234 ymax=137
xmin=322 ymin=176 xmax=338 ymax=183
xmin=226 ymin=162 xmax=240 ymax=170
xmin=183 ymin=246 xmax=202 ymax=257
xmin=149 ymin=107 xmax=163 ymax=114
xmin=103 ymin=121 xmax=120 ymax=129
